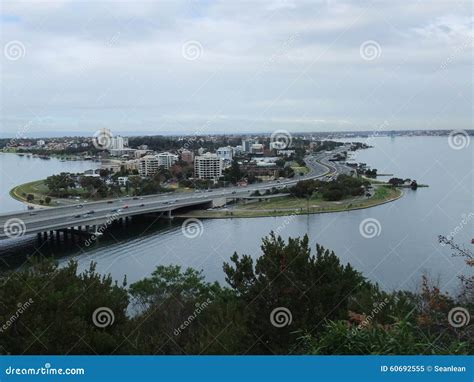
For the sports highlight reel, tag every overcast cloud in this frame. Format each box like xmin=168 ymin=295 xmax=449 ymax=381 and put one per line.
xmin=0 ymin=0 xmax=472 ymax=136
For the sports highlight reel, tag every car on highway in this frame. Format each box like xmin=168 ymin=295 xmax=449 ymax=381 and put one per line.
xmin=74 ymin=214 xmax=81 ymax=218
xmin=76 ymin=205 xmax=83 ymax=209
xmin=139 ymin=203 xmax=145 ymax=207
xmin=29 ymin=212 xmax=37 ymax=216
xmin=133 ymin=197 xmax=139 ymax=200
xmin=107 ymin=200 xmax=113 ymax=204
xmin=123 ymin=205 xmax=129 ymax=209
xmin=87 ymin=210 xmax=95 ymax=214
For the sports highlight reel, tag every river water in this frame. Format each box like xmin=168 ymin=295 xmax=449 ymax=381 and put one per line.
xmin=0 ymin=136 xmax=472 ymax=293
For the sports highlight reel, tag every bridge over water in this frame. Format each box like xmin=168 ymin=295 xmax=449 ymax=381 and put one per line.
xmin=0 ymin=153 xmax=342 ymax=242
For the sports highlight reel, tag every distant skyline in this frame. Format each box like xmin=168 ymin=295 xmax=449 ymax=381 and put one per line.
xmin=1 ymin=0 xmax=472 ymax=136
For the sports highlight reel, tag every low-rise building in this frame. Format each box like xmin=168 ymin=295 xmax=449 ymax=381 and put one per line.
xmin=250 ymin=143 xmax=264 ymax=155
xmin=117 ymin=176 xmax=129 ymax=186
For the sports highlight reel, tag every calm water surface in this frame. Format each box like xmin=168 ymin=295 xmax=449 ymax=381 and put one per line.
xmin=0 ymin=137 xmax=472 ymax=293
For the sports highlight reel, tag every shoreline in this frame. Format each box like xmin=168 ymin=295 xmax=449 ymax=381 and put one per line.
xmin=9 ymin=177 xmax=405 ymax=218
xmin=174 ymin=187 xmax=404 ymax=219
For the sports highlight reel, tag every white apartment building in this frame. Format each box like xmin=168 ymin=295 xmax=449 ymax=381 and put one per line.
xmin=139 ymin=155 xmax=159 ymax=177
xmin=156 ymin=152 xmax=178 ymax=169
xmin=111 ymin=136 xmax=124 ymax=150
xmin=216 ymin=146 xmax=233 ymax=161
xmin=194 ymin=153 xmax=223 ymax=180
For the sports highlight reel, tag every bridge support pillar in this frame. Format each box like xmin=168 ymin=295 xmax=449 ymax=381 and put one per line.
xmin=43 ymin=232 xmax=48 ymax=240
xmin=167 ymin=210 xmax=173 ymax=219
xmin=56 ymin=231 xmax=60 ymax=239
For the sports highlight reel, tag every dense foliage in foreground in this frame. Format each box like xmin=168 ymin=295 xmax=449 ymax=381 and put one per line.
xmin=0 ymin=234 xmax=471 ymax=355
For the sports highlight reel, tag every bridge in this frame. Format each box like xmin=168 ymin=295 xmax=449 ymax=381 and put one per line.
xmin=0 ymin=152 xmax=345 ymax=241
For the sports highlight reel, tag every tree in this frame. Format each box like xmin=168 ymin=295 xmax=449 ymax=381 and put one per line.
xmin=224 ymin=158 xmax=243 ymax=185
xmin=26 ymin=193 xmax=34 ymax=202
xmin=388 ymin=177 xmax=404 ymax=187
xmin=128 ymin=175 xmax=142 ymax=195
xmin=80 ymin=176 xmax=107 ymax=198
xmin=44 ymin=196 xmax=51 ymax=204
xmin=45 ymin=173 xmax=75 ymax=196
xmin=128 ymin=266 xmax=236 ymax=354
xmin=0 ymin=260 xmax=130 ymax=355
xmin=223 ymin=233 xmax=365 ymax=353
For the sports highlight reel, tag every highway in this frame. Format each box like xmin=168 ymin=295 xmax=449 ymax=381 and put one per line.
xmin=0 ymin=150 xmax=348 ymax=240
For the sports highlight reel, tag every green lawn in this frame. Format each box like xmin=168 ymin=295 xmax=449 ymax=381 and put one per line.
xmin=177 ymin=185 xmax=402 ymax=219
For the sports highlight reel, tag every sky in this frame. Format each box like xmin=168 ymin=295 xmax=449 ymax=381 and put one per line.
xmin=0 ymin=0 xmax=472 ymax=137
